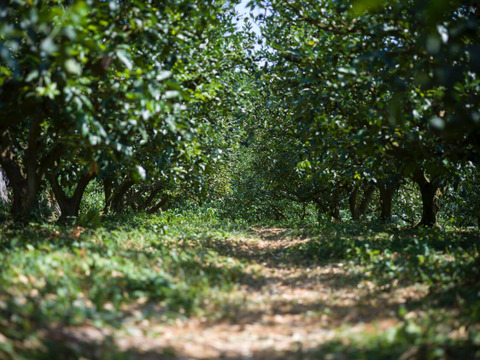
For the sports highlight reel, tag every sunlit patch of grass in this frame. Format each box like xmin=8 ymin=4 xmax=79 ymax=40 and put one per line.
xmin=0 ymin=214 xmax=255 ymax=358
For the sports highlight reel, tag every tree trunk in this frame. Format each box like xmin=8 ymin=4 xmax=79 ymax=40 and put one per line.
xmin=106 ymin=179 xmax=135 ymax=213
xmin=271 ymin=205 xmax=286 ymax=221
xmin=47 ymin=189 xmax=61 ymax=217
xmin=312 ymin=193 xmax=342 ymax=222
xmin=349 ymin=183 xmax=375 ymax=220
xmin=379 ymin=186 xmax=394 ymax=222
xmin=125 ymin=188 xmax=144 ymax=211
xmin=378 ymin=181 xmax=399 ymax=222
xmin=138 ymin=182 xmax=163 ymax=212
xmin=146 ymin=196 xmax=169 ymax=214
xmin=300 ymin=203 xmax=306 ymax=221
xmin=330 ymin=191 xmax=341 ymax=221
xmin=103 ymin=178 xmax=113 ymax=213
xmin=358 ymin=184 xmax=375 ymax=217
xmin=0 ymin=150 xmax=41 ymax=219
xmin=123 ymin=181 xmax=163 ymax=212
xmin=1 ymin=129 xmax=63 ymax=220
xmin=413 ymin=170 xmax=439 ymax=227
xmin=417 ymin=182 xmax=439 ymax=227
xmin=10 ymin=180 xmax=36 ymax=219
xmin=0 ymin=166 xmax=9 ymax=203
xmin=48 ymin=171 xmax=96 ymax=221
xmin=313 ymin=199 xmax=324 ymax=222
xmin=349 ymin=185 xmax=360 ymax=220
xmin=57 ymin=200 xmax=80 ymax=221
xmin=6 ymin=171 xmax=40 ymax=220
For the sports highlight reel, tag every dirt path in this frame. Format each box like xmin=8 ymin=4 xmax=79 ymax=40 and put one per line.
xmin=58 ymin=228 xmax=428 ymax=359
xmin=90 ymin=228 xmax=424 ymax=360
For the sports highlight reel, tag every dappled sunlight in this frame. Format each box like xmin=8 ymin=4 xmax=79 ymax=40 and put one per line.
xmin=1 ymin=216 xmax=478 ymax=359
xmin=1 ymin=0 xmax=480 ymax=358
xmin=32 ymin=228 xmax=445 ymax=360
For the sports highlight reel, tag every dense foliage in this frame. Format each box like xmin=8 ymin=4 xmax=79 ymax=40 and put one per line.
xmin=225 ymin=0 xmax=480 ymax=227
xmin=0 ymin=0 xmax=251 ymax=221
xmin=1 ymin=0 xmax=479 ymax=226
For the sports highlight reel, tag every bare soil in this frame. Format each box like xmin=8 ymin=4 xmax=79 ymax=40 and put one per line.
xmin=54 ymin=228 xmax=429 ymax=359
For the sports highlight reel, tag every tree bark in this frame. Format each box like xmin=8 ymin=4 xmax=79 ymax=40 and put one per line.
xmin=300 ymin=203 xmax=306 ymax=221
xmin=124 ymin=188 xmax=144 ymax=211
xmin=138 ymin=181 xmax=163 ymax=212
xmin=358 ymin=184 xmax=375 ymax=217
xmin=379 ymin=186 xmax=394 ymax=222
xmin=377 ymin=179 xmax=399 ymax=222
xmin=330 ymin=190 xmax=341 ymax=221
xmin=271 ymin=205 xmax=286 ymax=221
xmin=1 ymin=130 xmax=63 ymax=220
xmin=0 ymin=166 xmax=9 ymax=203
xmin=0 ymin=157 xmax=40 ymax=220
xmin=105 ymin=178 xmax=135 ymax=213
xmin=349 ymin=185 xmax=359 ymax=220
xmin=47 ymin=189 xmax=61 ymax=217
xmin=48 ymin=170 xmax=97 ymax=221
xmin=418 ymin=182 xmax=439 ymax=227
xmin=103 ymin=178 xmax=113 ymax=213
xmin=413 ymin=169 xmax=440 ymax=227
xmin=349 ymin=183 xmax=375 ymax=220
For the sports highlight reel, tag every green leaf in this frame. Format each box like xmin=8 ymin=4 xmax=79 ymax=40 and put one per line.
xmin=351 ymin=0 xmax=386 ymax=15
xmin=156 ymin=71 xmax=172 ymax=81
xmin=164 ymin=90 xmax=180 ymax=99
xmin=135 ymin=165 xmax=146 ymax=180
xmin=65 ymin=59 xmax=82 ymax=75
xmin=40 ymin=38 xmax=58 ymax=54
xmin=116 ymin=50 xmax=133 ymax=70
xmin=429 ymin=117 xmax=445 ymax=130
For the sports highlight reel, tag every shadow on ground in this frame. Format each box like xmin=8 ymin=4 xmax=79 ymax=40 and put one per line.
xmin=26 ymin=325 xmax=480 ymax=360
xmin=3 ymin=225 xmax=478 ymax=360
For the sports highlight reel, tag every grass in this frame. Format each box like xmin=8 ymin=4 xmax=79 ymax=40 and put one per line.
xmin=0 ymin=212 xmax=254 ymax=359
xmin=0 ymin=211 xmax=479 ymax=359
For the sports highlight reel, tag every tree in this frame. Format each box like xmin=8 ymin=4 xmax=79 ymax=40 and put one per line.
xmin=0 ymin=0 xmax=247 ymax=221
xmin=248 ymin=0 xmax=480 ymax=226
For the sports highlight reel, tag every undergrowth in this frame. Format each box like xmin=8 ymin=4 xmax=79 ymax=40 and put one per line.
xmin=0 ymin=210 xmax=479 ymax=359
xmin=0 ymin=211 xmax=252 ymax=359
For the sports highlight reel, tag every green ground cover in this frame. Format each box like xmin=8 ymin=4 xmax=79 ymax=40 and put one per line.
xmin=0 ymin=213 xmax=252 ymax=359
xmin=0 ymin=212 xmax=479 ymax=359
